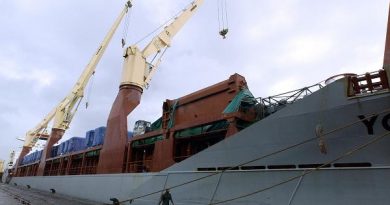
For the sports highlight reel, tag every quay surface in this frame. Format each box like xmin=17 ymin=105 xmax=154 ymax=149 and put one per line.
xmin=0 ymin=183 xmax=103 ymax=205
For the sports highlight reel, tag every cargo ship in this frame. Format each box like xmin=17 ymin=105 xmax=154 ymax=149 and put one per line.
xmin=4 ymin=1 xmax=390 ymax=204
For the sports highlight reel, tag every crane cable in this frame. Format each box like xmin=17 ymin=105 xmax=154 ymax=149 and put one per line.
xmin=217 ymin=0 xmax=229 ymax=39
xmin=86 ymin=2 xmax=133 ymax=108
xmin=129 ymin=0 xmax=194 ymax=46
xmin=133 ymin=6 xmax=184 ymax=46
xmin=121 ymin=6 xmax=132 ymax=48
xmin=118 ymin=107 xmax=390 ymax=204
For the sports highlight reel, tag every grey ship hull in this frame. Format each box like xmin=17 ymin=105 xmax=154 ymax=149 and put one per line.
xmin=10 ymin=78 xmax=390 ymax=204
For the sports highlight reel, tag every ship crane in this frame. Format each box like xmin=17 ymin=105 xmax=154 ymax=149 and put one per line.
xmin=14 ymin=1 xmax=133 ymax=176
xmin=97 ymin=0 xmax=204 ymax=174
xmin=120 ymin=0 xmax=204 ymax=89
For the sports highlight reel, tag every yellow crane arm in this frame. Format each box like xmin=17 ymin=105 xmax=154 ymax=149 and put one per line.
xmin=120 ymin=0 xmax=204 ymax=88
xmin=23 ymin=107 xmax=56 ymax=147
xmin=53 ymin=1 xmax=132 ymax=130
xmin=22 ymin=1 xmax=132 ymax=148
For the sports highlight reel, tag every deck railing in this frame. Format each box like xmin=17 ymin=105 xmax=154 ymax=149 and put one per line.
xmin=348 ymin=70 xmax=389 ymax=97
xmin=126 ymin=160 xmax=153 ymax=173
xmin=257 ymin=83 xmax=324 ymax=108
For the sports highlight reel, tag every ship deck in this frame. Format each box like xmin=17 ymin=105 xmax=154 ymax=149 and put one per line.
xmin=0 ymin=183 xmax=103 ymax=205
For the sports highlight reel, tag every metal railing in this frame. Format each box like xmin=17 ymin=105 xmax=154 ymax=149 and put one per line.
xmin=254 ymin=83 xmax=324 ymax=118
xmin=348 ymin=70 xmax=389 ymax=97
xmin=82 ymin=165 xmax=98 ymax=175
xmin=257 ymin=83 xmax=324 ymax=108
xmin=68 ymin=166 xmax=83 ymax=175
xmin=126 ymin=159 xmax=153 ymax=173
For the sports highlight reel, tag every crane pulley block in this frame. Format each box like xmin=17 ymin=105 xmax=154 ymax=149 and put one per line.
xmin=218 ymin=0 xmax=229 ymax=39
xmin=219 ymin=29 xmax=229 ymax=39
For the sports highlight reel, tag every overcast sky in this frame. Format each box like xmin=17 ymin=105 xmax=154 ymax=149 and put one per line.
xmin=0 ymin=0 xmax=388 ymax=162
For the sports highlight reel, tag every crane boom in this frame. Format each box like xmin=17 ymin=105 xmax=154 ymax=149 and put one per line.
xmin=24 ymin=107 xmax=55 ymax=147
xmin=120 ymin=0 xmax=204 ymax=88
xmin=52 ymin=0 xmax=132 ymax=131
xmin=14 ymin=2 xmax=133 ymax=174
xmin=22 ymin=1 xmax=132 ymax=149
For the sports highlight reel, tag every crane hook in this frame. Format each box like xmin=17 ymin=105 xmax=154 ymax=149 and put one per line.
xmin=219 ymin=29 xmax=228 ymax=39
xmin=217 ymin=0 xmax=229 ymax=39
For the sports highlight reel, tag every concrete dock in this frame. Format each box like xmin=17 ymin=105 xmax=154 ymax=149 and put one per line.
xmin=0 ymin=183 xmax=104 ymax=205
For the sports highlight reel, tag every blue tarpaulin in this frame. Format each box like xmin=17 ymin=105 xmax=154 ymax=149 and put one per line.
xmin=22 ymin=149 xmax=43 ymax=164
xmin=67 ymin=137 xmax=86 ymax=153
xmin=32 ymin=152 xmax=36 ymax=162
xmin=92 ymin=127 xmax=106 ymax=146
xmin=36 ymin=150 xmax=42 ymax=162
xmin=57 ymin=137 xmax=86 ymax=155
xmin=31 ymin=150 xmax=38 ymax=162
xmin=26 ymin=152 xmax=34 ymax=163
xmin=51 ymin=145 xmax=59 ymax=157
xmin=20 ymin=126 xmax=135 ymax=165
xmin=22 ymin=154 xmax=31 ymax=165
xmin=58 ymin=141 xmax=69 ymax=156
xmin=85 ymin=130 xmax=95 ymax=148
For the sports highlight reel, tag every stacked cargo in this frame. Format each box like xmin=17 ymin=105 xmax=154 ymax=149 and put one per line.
xmin=92 ymin=127 xmax=106 ymax=147
xmin=85 ymin=130 xmax=95 ymax=148
xmin=67 ymin=137 xmax=86 ymax=152
xmin=21 ymin=126 xmax=110 ymax=165
xmin=58 ymin=140 xmax=69 ymax=156
xmin=56 ymin=137 xmax=86 ymax=156
xmin=27 ymin=153 xmax=33 ymax=164
xmin=85 ymin=127 xmax=111 ymax=148
xmin=36 ymin=150 xmax=42 ymax=161
xmin=31 ymin=150 xmax=41 ymax=162
xmin=21 ymin=150 xmax=43 ymax=165
xmin=51 ymin=145 xmax=59 ymax=157
xmin=21 ymin=154 xmax=30 ymax=165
